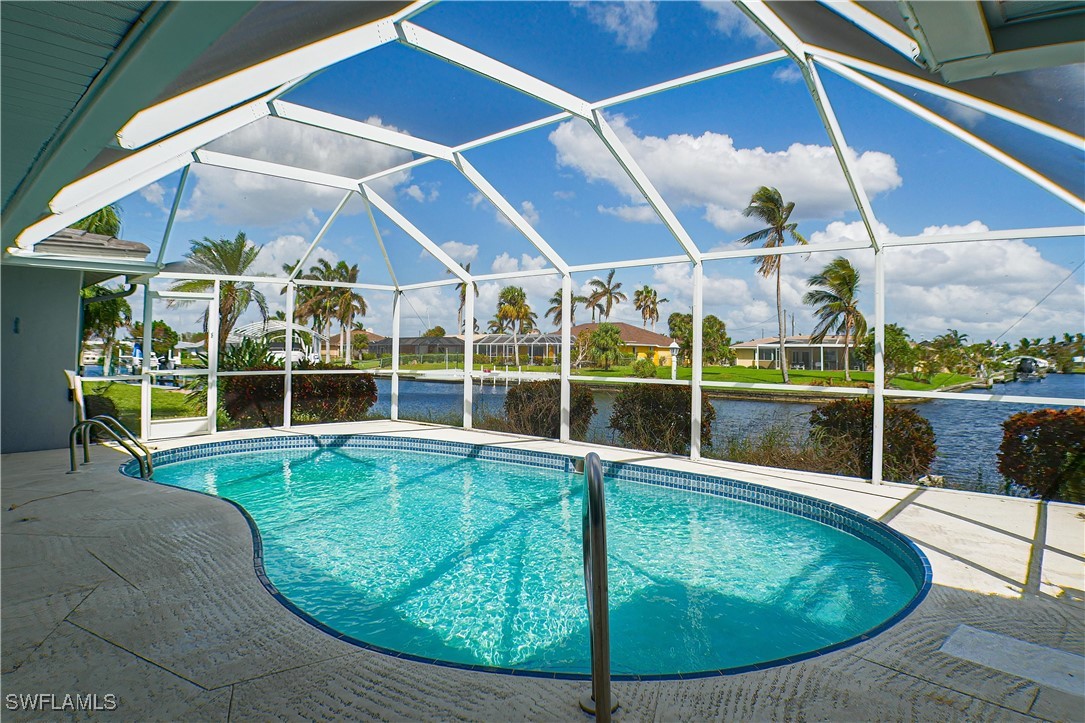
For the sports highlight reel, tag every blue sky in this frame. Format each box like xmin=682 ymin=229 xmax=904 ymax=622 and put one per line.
xmin=114 ymin=1 xmax=1083 ymax=346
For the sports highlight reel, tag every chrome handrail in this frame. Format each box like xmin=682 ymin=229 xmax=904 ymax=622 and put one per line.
xmin=91 ymin=415 xmax=154 ymax=478
xmin=68 ymin=420 xmax=151 ymax=479
xmin=580 ymin=452 xmax=615 ymax=720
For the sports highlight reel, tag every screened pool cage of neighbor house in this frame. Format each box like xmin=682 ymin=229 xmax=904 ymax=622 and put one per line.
xmin=10 ymin=1 xmax=1082 ymax=484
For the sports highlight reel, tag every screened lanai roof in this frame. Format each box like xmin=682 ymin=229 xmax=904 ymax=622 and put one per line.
xmin=1 ymin=0 xmax=1082 ymax=284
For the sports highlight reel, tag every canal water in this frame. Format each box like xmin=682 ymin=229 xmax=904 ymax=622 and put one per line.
xmin=380 ymin=373 xmax=1084 ymax=496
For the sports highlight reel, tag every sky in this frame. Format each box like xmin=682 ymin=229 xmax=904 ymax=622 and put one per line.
xmin=112 ymin=1 xmax=1083 ymax=347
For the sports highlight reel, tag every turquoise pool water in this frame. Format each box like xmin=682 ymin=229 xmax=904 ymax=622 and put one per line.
xmin=153 ymin=445 xmax=921 ymax=676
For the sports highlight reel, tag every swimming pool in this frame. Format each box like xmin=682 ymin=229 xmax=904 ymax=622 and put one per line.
xmin=129 ymin=435 xmax=930 ymax=678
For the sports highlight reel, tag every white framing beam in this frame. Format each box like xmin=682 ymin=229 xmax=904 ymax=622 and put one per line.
xmin=818 ymin=57 xmax=1085 ymax=212
xmin=194 ymin=150 xmax=360 ymax=191
xmin=288 ymin=192 xmax=355 ymax=280
xmin=463 ymin=281 xmax=475 ymax=428
xmin=396 ymin=21 xmax=592 ymax=119
xmin=361 ymin=184 xmax=471 ymax=282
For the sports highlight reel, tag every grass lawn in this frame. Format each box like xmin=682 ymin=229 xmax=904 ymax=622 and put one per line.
xmin=83 ymin=381 xmax=200 ymax=428
xmin=572 ymin=366 xmax=971 ymax=391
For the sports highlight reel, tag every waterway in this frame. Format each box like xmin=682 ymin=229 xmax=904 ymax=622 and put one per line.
xmin=381 ymin=373 xmax=1084 ymax=496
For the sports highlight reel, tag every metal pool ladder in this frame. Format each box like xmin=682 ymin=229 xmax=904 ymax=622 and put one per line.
xmin=581 ymin=452 xmax=616 ymax=720
xmin=69 ymin=415 xmax=154 ymax=480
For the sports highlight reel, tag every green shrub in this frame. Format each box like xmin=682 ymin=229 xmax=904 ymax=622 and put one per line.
xmin=998 ymin=408 xmax=1084 ymax=502
xmin=609 ymin=385 xmax=715 ymax=455
xmin=503 ymin=380 xmax=595 ymax=439
xmin=809 ymin=398 xmax=936 ymax=482
xmin=631 ymin=358 xmax=659 ymax=378
xmin=216 ymin=364 xmax=378 ymax=428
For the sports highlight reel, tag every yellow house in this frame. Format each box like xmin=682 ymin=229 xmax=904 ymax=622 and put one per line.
xmin=570 ymin=322 xmax=677 ymax=365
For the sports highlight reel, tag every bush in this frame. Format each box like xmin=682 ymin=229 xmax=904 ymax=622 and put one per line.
xmin=998 ymin=408 xmax=1084 ymax=503
xmin=503 ymin=380 xmax=595 ymax=439
xmin=809 ymin=398 xmax=936 ymax=482
xmin=218 ymin=364 xmax=378 ymax=428
xmin=609 ymin=385 xmax=715 ymax=455
xmin=631 ymin=358 xmax=659 ymax=378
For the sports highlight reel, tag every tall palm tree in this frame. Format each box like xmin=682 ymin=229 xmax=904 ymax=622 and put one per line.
xmin=72 ymin=204 xmax=122 ymax=237
xmin=588 ymin=269 xmax=626 ymax=321
xmin=497 ymin=286 xmax=535 ymax=365
xmin=739 ymin=186 xmax=807 ymax=383
xmin=170 ymin=232 xmax=268 ymax=353
xmin=544 ymin=288 xmax=587 ymax=329
xmin=81 ymin=285 xmax=131 ymax=375
xmin=450 ymin=262 xmax=479 ymax=334
xmin=802 ymin=257 xmax=867 ymax=381
xmin=328 ymin=262 xmax=367 ymax=364
xmin=633 ymin=285 xmax=669 ymax=330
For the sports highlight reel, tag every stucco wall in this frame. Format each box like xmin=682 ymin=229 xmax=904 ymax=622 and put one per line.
xmin=2 ymin=265 xmax=81 ymax=453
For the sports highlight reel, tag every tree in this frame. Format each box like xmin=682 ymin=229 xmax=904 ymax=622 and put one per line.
xmin=72 ymin=205 xmax=122 ymax=237
xmin=423 ymin=325 xmax=446 ymax=337
xmin=497 ymin=286 xmax=535 ymax=365
xmin=587 ymin=270 xmax=626 ymax=321
xmin=170 ymin=232 xmax=268 ymax=353
xmin=589 ymin=322 xmax=623 ymax=369
xmin=452 ymin=262 xmax=478 ymax=334
xmin=633 ymin=285 xmax=668 ymax=330
xmin=667 ymin=312 xmax=734 ymax=365
xmin=81 ymin=285 xmax=131 ymax=375
xmin=545 ymin=288 xmax=587 ymax=329
xmin=932 ymin=328 xmax=970 ymax=375
xmin=739 ymin=186 xmax=807 ymax=383
xmin=294 ymin=258 xmax=341 ymax=362
xmin=328 ymin=261 xmax=366 ymax=363
xmin=857 ymin=324 xmax=917 ymax=381
xmin=999 ymin=408 xmax=1084 ymax=502
xmin=131 ymin=320 xmax=179 ymax=359
xmin=803 ymin=257 xmax=867 ymax=381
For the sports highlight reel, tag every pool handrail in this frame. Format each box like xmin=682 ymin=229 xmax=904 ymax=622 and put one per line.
xmin=581 ymin=452 xmax=615 ymax=720
xmin=68 ymin=419 xmax=152 ymax=480
xmin=91 ymin=414 xmax=154 ymax=478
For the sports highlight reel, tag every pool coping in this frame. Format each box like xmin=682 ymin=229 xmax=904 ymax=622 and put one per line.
xmin=121 ymin=433 xmax=933 ymax=682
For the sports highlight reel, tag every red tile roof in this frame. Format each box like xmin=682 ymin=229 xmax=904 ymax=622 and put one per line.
xmin=570 ymin=321 xmax=675 ymax=347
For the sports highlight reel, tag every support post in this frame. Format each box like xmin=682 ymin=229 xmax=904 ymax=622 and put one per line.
xmin=463 ymin=282 xmax=475 ymax=429
xmin=872 ymin=248 xmax=886 ymax=484
xmin=140 ymin=283 xmax=153 ymax=440
xmin=690 ymin=262 xmax=704 ymax=460
xmin=207 ymin=280 xmax=220 ymax=434
xmin=391 ymin=290 xmax=401 ymax=421
xmin=560 ymin=273 xmax=572 ymax=442
xmin=284 ymin=282 xmax=295 ymax=428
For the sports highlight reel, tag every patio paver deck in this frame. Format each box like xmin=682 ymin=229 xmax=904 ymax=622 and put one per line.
xmin=2 ymin=420 xmax=1082 ymax=721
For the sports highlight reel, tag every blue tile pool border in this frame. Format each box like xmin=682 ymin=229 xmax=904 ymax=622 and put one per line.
xmin=121 ymin=433 xmax=933 ymax=682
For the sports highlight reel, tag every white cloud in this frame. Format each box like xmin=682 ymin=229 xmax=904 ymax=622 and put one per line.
xmin=439 ymin=240 xmax=479 ymax=265
xmin=598 ymin=204 xmax=659 ymax=224
xmin=184 ymin=116 xmax=413 ymax=227
xmin=941 ymin=100 xmax=985 ymax=129
xmin=247 ymin=234 xmax=341 ymax=280
xmin=574 ymin=1 xmax=658 ymax=51
xmin=772 ymin=64 xmax=803 ymax=84
xmin=469 ymin=192 xmax=541 ymax=229
xmin=700 ymin=1 xmax=770 ymax=44
xmin=404 ymin=183 xmax=439 ymax=203
xmin=491 ymin=252 xmax=549 ymax=275
xmin=549 ymin=115 xmax=901 ymax=230
xmin=553 ymin=190 xmax=576 ymax=200
xmin=139 ymin=182 xmax=167 ymax=209
xmin=519 ymin=200 xmax=540 ymax=226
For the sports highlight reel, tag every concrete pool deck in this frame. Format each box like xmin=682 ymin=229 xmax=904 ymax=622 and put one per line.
xmin=2 ymin=420 xmax=1082 ymax=721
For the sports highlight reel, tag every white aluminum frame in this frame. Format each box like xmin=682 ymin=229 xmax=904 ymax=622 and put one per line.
xmin=14 ymin=2 xmax=1083 ymax=487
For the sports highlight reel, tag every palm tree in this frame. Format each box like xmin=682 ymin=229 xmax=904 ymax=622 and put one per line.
xmin=169 ymin=232 xmax=268 ymax=353
xmin=544 ymin=288 xmax=588 ymax=329
xmin=295 ymin=258 xmax=341 ymax=362
xmin=802 ymin=257 xmax=867 ymax=382
xmin=328 ymin=262 xmax=367 ymax=364
xmin=450 ymin=262 xmax=479 ymax=334
xmin=497 ymin=286 xmax=535 ymax=365
xmin=588 ymin=270 xmax=627 ymax=321
xmin=81 ymin=285 xmax=131 ymax=375
xmin=487 ymin=315 xmax=509 ymax=334
xmin=739 ymin=186 xmax=808 ymax=383
xmin=72 ymin=204 xmax=122 ymax=237
xmin=633 ymin=285 xmax=669 ymax=330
